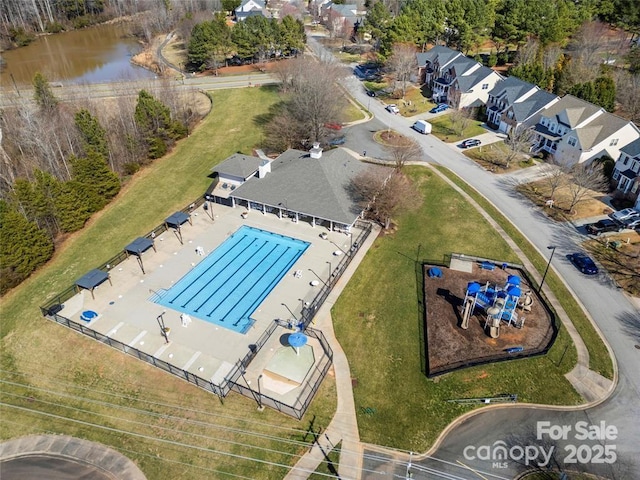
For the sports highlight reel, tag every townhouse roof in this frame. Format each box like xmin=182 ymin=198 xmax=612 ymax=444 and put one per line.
xmin=455 ymin=65 xmax=499 ymax=92
xmin=620 ymin=138 xmax=640 ymax=158
xmin=540 ymin=95 xmax=602 ymax=128
xmin=510 ymin=90 xmax=558 ymax=123
xmin=573 ymin=112 xmax=632 ymax=150
xmin=416 ymin=45 xmax=460 ymax=66
xmin=488 ymin=76 xmax=537 ymax=104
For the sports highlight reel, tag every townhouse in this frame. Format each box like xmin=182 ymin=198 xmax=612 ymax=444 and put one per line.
xmin=612 ymin=138 xmax=640 ymax=202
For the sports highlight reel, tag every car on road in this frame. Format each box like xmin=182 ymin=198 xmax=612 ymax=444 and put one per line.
xmin=609 ymin=207 xmax=639 ymax=223
xmin=328 ymin=136 xmax=346 ymax=146
xmin=366 ymin=89 xmax=376 ymax=97
xmin=585 ymin=218 xmax=623 ymax=235
xmin=567 ymin=252 xmax=599 ymax=275
xmin=460 ymin=138 xmax=482 ymax=149
xmin=385 ymin=104 xmax=400 ymax=114
xmin=429 ymin=103 xmax=450 ymax=114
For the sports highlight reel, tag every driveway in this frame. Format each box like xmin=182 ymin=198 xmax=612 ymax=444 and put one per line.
xmin=309 ymin=34 xmax=640 ymax=479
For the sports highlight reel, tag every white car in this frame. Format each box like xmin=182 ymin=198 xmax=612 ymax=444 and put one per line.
xmin=610 ymin=208 xmax=640 ymax=222
xmin=385 ymin=104 xmax=400 ymax=114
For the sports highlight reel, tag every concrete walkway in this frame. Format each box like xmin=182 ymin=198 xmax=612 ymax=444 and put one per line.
xmin=285 ymin=223 xmax=381 ymax=480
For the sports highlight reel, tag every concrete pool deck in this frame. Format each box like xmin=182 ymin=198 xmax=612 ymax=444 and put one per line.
xmin=57 ymin=202 xmax=365 ymax=404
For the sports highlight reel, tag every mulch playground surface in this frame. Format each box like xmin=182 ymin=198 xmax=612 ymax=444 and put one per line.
xmin=423 ymin=261 xmax=555 ymax=375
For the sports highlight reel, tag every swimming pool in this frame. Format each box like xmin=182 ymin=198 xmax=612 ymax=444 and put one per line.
xmin=156 ymin=226 xmax=309 ymax=333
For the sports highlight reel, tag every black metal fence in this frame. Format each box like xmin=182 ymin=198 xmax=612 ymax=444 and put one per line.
xmin=423 ymin=253 xmax=559 ymax=378
xmin=299 ymin=220 xmax=373 ymax=330
xmin=39 ymin=195 xmax=370 ymax=418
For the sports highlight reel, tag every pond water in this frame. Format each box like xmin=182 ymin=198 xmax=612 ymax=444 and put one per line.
xmin=0 ymin=23 xmax=156 ymax=87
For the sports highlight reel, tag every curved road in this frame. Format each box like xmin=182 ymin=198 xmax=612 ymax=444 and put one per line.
xmin=305 ymin=35 xmax=640 ymax=479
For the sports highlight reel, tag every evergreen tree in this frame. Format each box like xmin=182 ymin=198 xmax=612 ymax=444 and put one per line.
xmin=70 ymin=150 xmax=120 ymax=209
xmin=32 ymin=72 xmax=59 ymax=112
xmin=593 ymin=75 xmax=616 ymax=112
xmin=0 ymin=200 xmax=54 ymax=294
xmin=134 ymin=90 xmax=186 ymax=159
xmin=53 ymin=180 xmax=95 ymax=232
xmin=75 ymin=109 xmax=109 ymax=158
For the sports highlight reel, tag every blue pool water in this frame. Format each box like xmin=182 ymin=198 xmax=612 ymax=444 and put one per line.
xmin=156 ymin=226 xmax=309 ymax=333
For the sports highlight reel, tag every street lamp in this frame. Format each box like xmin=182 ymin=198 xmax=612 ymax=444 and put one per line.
xmin=281 ymin=302 xmax=297 ymax=321
xmin=326 ymin=261 xmax=332 ymax=283
xmin=538 ymin=246 xmax=557 ymax=294
xmin=156 ymin=310 xmax=169 ymax=344
xmin=240 ymin=368 xmax=262 ymax=410
xmin=257 ymin=374 xmax=264 ymax=411
xmin=308 ymin=268 xmax=328 ymax=287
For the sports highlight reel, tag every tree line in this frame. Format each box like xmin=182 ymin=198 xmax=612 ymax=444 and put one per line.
xmin=0 ymin=73 xmax=195 ymax=294
xmin=364 ymin=0 xmax=639 ymax=57
xmin=187 ymin=14 xmax=306 ymax=71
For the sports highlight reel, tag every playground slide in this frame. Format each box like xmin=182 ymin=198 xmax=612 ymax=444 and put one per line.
xmin=489 ymin=317 xmax=501 ymax=339
xmin=461 ymin=298 xmax=473 ymax=329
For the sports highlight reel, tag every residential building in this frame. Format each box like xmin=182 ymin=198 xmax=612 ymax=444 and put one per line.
xmin=447 ymin=65 xmax=503 ymax=109
xmin=322 ymin=2 xmax=359 ymax=37
xmin=612 ymin=138 xmax=640 ymax=201
xmin=486 ymin=77 xmax=559 ymax=134
xmin=416 ymin=46 xmax=462 ymax=87
xmin=533 ymin=95 xmax=640 ymax=166
xmin=235 ymin=0 xmax=270 ymax=21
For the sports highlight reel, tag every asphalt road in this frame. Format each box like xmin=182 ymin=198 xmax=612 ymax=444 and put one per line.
xmin=309 ymin=35 xmax=640 ymax=478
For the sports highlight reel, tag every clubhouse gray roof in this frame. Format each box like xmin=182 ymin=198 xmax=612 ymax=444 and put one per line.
xmin=621 ymin=138 xmax=640 ymax=158
xmin=214 ymin=153 xmax=263 ymax=179
xmin=509 ymin=90 xmax=558 ymax=123
xmin=229 ymin=148 xmax=383 ymax=225
xmin=488 ymin=76 xmax=536 ymax=103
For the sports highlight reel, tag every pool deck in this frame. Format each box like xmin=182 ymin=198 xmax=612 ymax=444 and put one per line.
xmin=59 ymin=202 xmax=363 ymax=403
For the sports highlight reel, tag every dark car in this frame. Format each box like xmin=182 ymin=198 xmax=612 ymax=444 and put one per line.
xmin=328 ymin=136 xmax=346 ymax=146
xmin=567 ymin=253 xmax=599 ymax=275
xmin=366 ymin=90 xmax=376 ymax=97
xmin=460 ymin=139 xmax=482 ymax=149
xmin=429 ymin=103 xmax=449 ymax=114
xmin=585 ymin=218 xmax=622 ymax=235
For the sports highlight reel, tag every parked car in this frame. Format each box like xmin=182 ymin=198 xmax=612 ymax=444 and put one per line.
xmin=324 ymin=122 xmax=342 ymax=131
xmin=412 ymin=120 xmax=432 ymax=134
xmin=567 ymin=252 xmax=599 ymax=275
xmin=429 ymin=103 xmax=450 ymax=114
xmin=366 ymin=89 xmax=376 ymax=97
xmin=622 ymin=216 xmax=640 ymax=230
xmin=385 ymin=104 xmax=400 ymax=114
xmin=609 ymin=207 xmax=640 ymax=222
xmin=585 ymin=218 xmax=623 ymax=235
xmin=328 ymin=136 xmax=346 ymax=146
xmin=460 ymin=139 xmax=482 ymax=149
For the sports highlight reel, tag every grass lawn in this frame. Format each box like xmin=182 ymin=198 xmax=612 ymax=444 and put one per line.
xmin=428 ymin=115 xmax=486 ymax=142
xmin=0 ymin=87 xmax=336 ymax=479
xmin=341 ymin=98 xmax=367 ymax=123
xmin=377 ymin=85 xmax=436 ymax=116
xmin=463 ymin=142 xmax=537 ymax=172
xmin=439 ymin=168 xmax=614 ymax=379
xmin=517 ymin=180 xmax=612 ymax=221
xmin=332 ymin=166 xmax=583 ymax=452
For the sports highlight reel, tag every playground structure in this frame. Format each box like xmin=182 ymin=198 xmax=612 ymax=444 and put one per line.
xmin=462 ymin=275 xmax=532 ymax=338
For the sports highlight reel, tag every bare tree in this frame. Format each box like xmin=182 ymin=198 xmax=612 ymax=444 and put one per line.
xmin=387 ymin=43 xmax=418 ymax=99
xmin=539 ymin=160 xmax=567 ymax=204
xmin=449 ymin=108 xmax=473 ymax=137
xmin=565 ymin=162 xmax=608 ymax=214
xmin=350 ymin=167 xmax=422 ymax=229
xmin=501 ymin=127 xmax=535 ymax=168
xmin=542 ymin=46 xmax=563 ymax=71
xmin=569 ymin=21 xmax=610 ymax=68
xmin=384 ymin=137 xmax=423 ymax=171
xmin=614 ymin=70 xmax=640 ymax=122
xmin=515 ymin=38 xmax=540 ymax=66
xmin=266 ymin=57 xmax=346 ymax=147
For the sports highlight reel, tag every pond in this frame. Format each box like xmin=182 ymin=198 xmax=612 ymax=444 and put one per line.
xmin=0 ymin=23 xmax=155 ymax=87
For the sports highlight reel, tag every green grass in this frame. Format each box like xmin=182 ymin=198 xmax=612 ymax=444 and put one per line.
xmin=0 ymin=87 xmax=336 ymax=479
xmin=341 ymin=100 xmax=366 ymax=123
xmin=437 ymin=167 xmax=613 ymax=379
xmin=332 ymin=166 xmax=583 ymax=452
xmin=428 ymin=115 xmax=486 ymax=142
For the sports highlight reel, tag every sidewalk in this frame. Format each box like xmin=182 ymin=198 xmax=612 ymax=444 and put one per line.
xmin=285 ymin=223 xmax=381 ymax=480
